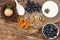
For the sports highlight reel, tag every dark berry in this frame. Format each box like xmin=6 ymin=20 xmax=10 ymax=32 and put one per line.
xmin=43 ymin=24 xmax=58 ymax=38
xmin=25 ymin=0 xmax=41 ymax=13
xmin=31 ymin=1 xmax=34 ymax=6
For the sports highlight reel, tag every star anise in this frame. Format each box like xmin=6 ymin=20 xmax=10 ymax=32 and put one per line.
xmin=45 ymin=8 xmax=50 ymax=14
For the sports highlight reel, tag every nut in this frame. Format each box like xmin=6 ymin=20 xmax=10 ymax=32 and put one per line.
xmin=30 ymin=12 xmax=45 ymax=25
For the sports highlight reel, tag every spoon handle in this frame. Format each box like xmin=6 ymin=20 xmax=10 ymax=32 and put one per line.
xmin=15 ymin=0 xmax=18 ymax=4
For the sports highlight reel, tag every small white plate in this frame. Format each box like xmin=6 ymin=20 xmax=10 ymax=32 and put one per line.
xmin=42 ymin=1 xmax=58 ymax=18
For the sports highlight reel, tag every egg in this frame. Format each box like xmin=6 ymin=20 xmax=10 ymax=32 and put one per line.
xmin=4 ymin=9 xmax=13 ymax=17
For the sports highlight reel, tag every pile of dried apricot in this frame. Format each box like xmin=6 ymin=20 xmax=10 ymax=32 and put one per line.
xmin=17 ymin=17 xmax=32 ymax=28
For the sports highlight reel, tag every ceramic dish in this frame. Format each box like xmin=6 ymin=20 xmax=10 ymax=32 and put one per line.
xmin=42 ymin=23 xmax=59 ymax=39
xmin=1 ymin=2 xmax=18 ymax=22
xmin=42 ymin=1 xmax=58 ymax=18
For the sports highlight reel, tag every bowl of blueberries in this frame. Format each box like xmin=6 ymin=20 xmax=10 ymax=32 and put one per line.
xmin=25 ymin=0 xmax=41 ymax=13
xmin=42 ymin=23 xmax=59 ymax=39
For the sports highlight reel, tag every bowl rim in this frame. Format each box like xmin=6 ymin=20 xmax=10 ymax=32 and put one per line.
xmin=42 ymin=23 xmax=59 ymax=39
xmin=42 ymin=1 xmax=58 ymax=18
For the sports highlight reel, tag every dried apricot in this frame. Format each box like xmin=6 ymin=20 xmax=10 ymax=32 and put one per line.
xmin=17 ymin=17 xmax=32 ymax=28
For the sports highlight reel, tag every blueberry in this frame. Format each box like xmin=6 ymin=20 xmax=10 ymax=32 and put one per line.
xmin=37 ymin=7 xmax=41 ymax=12
xmin=31 ymin=1 xmax=34 ymax=5
xmin=25 ymin=0 xmax=41 ymax=13
xmin=35 ymin=8 xmax=38 ymax=11
xmin=43 ymin=24 xmax=58 ymax=38
xmin=28 ymin=5 xmax=32 ymax=8
xmin=27 ymin=0 xmax=31 ymax=4
xmin=27 ymin=9 xmax=30 ymax=12
xmin=53 ymin=33 xmax=57 ymax=36
xmin=35 ymin=3 xmax=39 ymax=7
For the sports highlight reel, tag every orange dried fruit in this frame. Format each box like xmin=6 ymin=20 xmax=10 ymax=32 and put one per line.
xmin=17 ymin=17 xmax=32 ymax=28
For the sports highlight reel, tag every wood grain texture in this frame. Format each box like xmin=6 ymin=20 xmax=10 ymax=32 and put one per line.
xmin=0 ymin=0 xmax=60 ymax=40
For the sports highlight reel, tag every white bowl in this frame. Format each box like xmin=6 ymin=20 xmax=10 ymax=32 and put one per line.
xmin=42 ymin=1 xmax=58 ymax=18
xmin=42 ymin=23 xmax=59 ymax=39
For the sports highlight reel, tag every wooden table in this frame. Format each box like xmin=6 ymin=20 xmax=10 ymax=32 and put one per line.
xmin=0 ymin=0 xmax=60 ymax=40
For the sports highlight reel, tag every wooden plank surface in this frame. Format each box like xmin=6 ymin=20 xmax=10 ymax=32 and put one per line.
xmin=0 ymin=0 xmax=60 ymax=40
